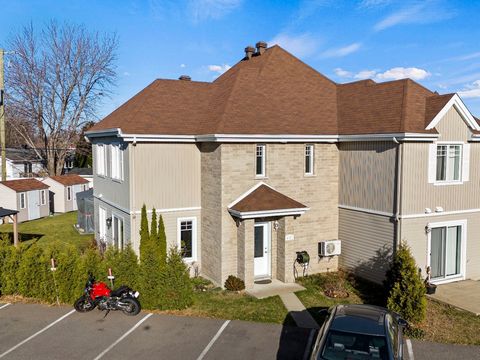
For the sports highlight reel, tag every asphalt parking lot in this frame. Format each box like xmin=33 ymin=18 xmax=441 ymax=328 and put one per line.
xmin=1 ymin=302 xmax=480 ymax=360
xmin=0 ymin=302 xmax=311 ymax=360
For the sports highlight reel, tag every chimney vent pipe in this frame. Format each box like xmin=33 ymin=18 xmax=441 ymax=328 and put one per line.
xmin=255 ymin=41 xmax=267 ymax=55
xmin=244 ymin=46 xmax=255 ymax=60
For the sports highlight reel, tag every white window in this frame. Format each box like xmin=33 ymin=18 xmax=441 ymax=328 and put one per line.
xmin=67 ymin=186 xmax=72 ymax=201
xmin=305 ymin=144 xmax=314 ymax=175
xmin=20 ymin=193 xmax=26 ymax=209
xmin=111 ymin=144 xmax=124 ymax=180
xmin=112 ymin=214 xmax=124 ymax=249
xmin=178 ymin=217 xmax=197 ymax=261
xmin=98 ymin=207 xmax=107 ymax=242
xmin=96 ymin=144 xmax=106 ymax=176
xmin=255 ymin=144 xmax=266 ymax=177
xmin=40 ymin=190 xmax=46 ymax=205
xmin=428 ymin=143 xmax=470 ymax=184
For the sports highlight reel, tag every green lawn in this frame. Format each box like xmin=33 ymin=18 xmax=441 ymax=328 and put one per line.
xmin=295 ymin=272 xmax=480 ymax=345
xmin=0 ymin=212 xmax=93 ymax=251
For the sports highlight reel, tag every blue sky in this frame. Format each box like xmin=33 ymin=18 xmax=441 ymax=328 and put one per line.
xmin=1 ymin=0 xmax=480 ymax=118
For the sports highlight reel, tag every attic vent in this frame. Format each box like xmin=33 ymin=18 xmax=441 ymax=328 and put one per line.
xmin=245 ymin=45 xmax=255 ymax=60
xmin=255 ymin=41 xmax=267 ymax=55
xmin=179 ymin=75 xmax=191 ymax=81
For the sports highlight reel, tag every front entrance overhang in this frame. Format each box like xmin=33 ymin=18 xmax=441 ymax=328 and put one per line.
xmin=228 ymin=182 xmax=309 ymax=220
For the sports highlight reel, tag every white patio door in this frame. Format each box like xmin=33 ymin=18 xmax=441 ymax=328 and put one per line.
xmin=254 ymin=222 xmax=271 ymax=278
xmin=27 ymin=191 xmax=40 ymax=220
xmin=112 ymin=215 xmax=124 ymax=249
xmin=430 ymin=225 xmax=463 ymax=282
xmin=98 ymin=207 xmax=107 ymax=242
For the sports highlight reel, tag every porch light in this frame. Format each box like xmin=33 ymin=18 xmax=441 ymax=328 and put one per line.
xmin=106 ymin=217 xmax=112 ymax=228
xmin=273 ymin=220 xmax=279 ymax=231
xmin=425 ymin=224 xmax=431 ymax=233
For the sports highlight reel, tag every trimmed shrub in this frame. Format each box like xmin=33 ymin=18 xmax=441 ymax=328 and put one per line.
xmin=104 ymin=245 xmax=139 ymax=290
xmin=55 ymin=245 xmax=82 ymax=303
xmin=385 ymin=243 xmax=426 ymax=324
xmin=224 ymin=275 xmax=245 ymax=291
xmin=74 ymin=247 xmax=104 ymax=296
xmin=0 ymin=236 xmax=21 ymax=295
xmin=158 ymin=215 xmax=167 ymax=265
xmin=157 ymin=248 xmax=194 ymax=310
xmin=150 ymin=208 xmax=158 ymax=242
xmin=138 ymin=204 xmax=149 ymax=258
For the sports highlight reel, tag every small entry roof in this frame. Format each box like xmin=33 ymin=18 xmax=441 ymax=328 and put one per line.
xmin=228 ymin=183 xmax=309 ymax=219
xmin=0 ymin=207 xmax=19 ymax=218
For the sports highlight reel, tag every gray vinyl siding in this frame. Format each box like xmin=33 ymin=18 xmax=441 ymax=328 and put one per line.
xmin=339 ymin=141 xmax=397 ymax=213
xmin=401 ymin=108 xmax=480 ymax=215
xmin=92 ymin=140 xmax=130 ymax=212
xmin=339 ymin=208 xmax=395 ymax=283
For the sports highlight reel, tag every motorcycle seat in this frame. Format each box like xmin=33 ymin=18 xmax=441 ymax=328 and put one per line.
xmin=110 ymin=285 xmax=131 ymax=297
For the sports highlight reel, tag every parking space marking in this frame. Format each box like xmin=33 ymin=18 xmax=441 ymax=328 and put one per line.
xmin=0 ymin=309 xmax=76 ymax=358
xmin=93 ymin=313 xmax=153 ymax=360
xmin=196 ymin=320 xmax=230 ymax=360
xmin=0 ymin=303 xmax=11 ymax=310
xmin=302 ymin=329 xmax=316 ymax=360
xmin=406 ymin=339 xmax=414 ymax=360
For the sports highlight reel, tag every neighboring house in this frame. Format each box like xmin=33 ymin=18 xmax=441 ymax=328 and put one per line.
xmin=0 ymin=179 xmax=50 ymax=223
xmin=86 ymin=42 xmax=480 ymax=289
xmin=66 ymin=167 xmax=94 ymax=188
xmin=0 ymin=148 xmax=45 ymax=179
xmin=42 ymin=175 xmax=90 ymax=213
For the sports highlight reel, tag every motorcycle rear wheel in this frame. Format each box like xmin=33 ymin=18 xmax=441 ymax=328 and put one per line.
xmin=74 ymin=296 xmax=96 ymax=312
xmin=120 ymin=297 xmax=141 ymax=316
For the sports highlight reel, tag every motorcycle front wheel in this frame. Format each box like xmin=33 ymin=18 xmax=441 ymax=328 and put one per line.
xmin=119 ymin=297 xmax=141 ymax=316
xmin=74 ymin=296 xmax=96 ymax=312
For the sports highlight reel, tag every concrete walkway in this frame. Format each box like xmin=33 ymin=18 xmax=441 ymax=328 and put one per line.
xmin=246 ymin=279 xmax=306 ymax=299
xmin=429 ymin=280 xmax=480 ymax=315
xmin=279 ymin=293 xmax=320 ymax=329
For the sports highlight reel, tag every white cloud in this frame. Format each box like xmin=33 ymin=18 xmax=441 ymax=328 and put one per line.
xmin=321 ymin=43 xmax=362 ymax=58
xmin=458 ymin=80 xmax=480 ymax=99
xmin=334 ymin=68 xmax=352 ymax=78
xmin=354 ymin=70 xmax=377 ymax=79
xmin=208 ymin=64 xmax=231 ymax=74
xmin=359 ymin=0 xmax=392 ymax=8
xmin=180 ymin=64 xmax=186 ymax=68
xmin=374 ymin=1 xmax=453 ymax=31
xmin=269 ymin=33 xmax=320 ymax=58
xmin=188 ymin=0 xmax=242 ymax=22
xmin=375 ymin=67 xmax=431 ymax=81
xmin=123 ymin=72 xmax=131 ymax=77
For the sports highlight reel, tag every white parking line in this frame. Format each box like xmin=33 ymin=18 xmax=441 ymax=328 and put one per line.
xmin=406 ymin=339 xmax=415 ymax=360
xmin=0 ymin=303 xmax=11 ymax=310
xmin=196 ymin=320 xmax=230 ymax=360
xmin=0 ymin=309 xmax=76 ymax=358
xmin=303 ymin=329 xmax=316 ymax=360
xmin=93 ymin=313 xmax=153 ymax=360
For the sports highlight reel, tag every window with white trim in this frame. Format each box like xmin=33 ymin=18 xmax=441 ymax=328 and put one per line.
xmin=112 ymin=214 xmax=124 ymax=249
xmin=96 ymin=144 xmax=106 ymax=176
xmin=67 ymin=186 xmax=72 ymax=201
xmin=436 ymin=144 xmax=461 ymax=182
xmin=256 ymin=144 xmax=266 ymax=177
xmin=178 ymin=218 xmax=196 ymax=261
xmin=20 ymin=193 xmax=26 ymax=209
xmin=305 ymin=144 xmax=314 ymax=175
xmin=40 ymin=190 xmax=46 ymax=205
xmin=111 ymin=144 xmax=124 ymax=180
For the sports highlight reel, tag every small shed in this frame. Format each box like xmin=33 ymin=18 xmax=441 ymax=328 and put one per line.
xmin=0 ymin=179 xmax=50 ymax=223
xmin=42 ymin=175 xmax=90 ymax=213
xmin=76 ymin=188 xmax=94 ymax=234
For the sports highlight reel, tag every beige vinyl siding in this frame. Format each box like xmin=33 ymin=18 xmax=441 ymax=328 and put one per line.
xmin=339 ymin=208 xmax=395 ymax=283
xmin=400 ymin=212 xmax=480 ymax=281
xmin=130 ymin=143 xmax=201 ymax=211
xmin=401 ymin=109 xmax=480 ymax=214
xmin=339 ymin=141 xmax=397 ymax=213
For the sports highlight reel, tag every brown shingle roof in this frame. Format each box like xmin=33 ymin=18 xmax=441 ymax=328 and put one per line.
xmin=89 ymin=45 xmax=474 ymax=137
xmin=230 ymin=184 xmax=307 ymax=213
xmin=0 ymin=179 xmax=49 ymax=192
xmin=49 ymin=175 xmax=89 ymax=186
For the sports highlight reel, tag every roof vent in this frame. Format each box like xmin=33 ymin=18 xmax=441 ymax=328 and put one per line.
xmin=245 ymin=46 xmax=255 ymax=60
xmin=255 ymin=41 xmax=267 ymax=56
xmin=179 ymin=75 xmax=191 ymax=81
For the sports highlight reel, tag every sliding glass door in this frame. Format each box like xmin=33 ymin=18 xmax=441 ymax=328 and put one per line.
xmin=430 ymin=225 xmax=462 ymax=281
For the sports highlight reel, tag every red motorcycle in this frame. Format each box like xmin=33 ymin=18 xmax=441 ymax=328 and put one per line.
xmin=74 ymin=274 xmax=141 ymax=316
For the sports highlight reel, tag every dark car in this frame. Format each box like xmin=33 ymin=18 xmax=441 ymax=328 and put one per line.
xmin=309 ymin=304 xmax=407 ymax=360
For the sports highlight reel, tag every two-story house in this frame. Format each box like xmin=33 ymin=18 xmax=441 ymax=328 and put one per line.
xmin=86 ymin=42 xmax=480 ymax=289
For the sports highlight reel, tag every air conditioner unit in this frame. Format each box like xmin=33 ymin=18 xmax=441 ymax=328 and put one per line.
xmin=319 ymin=240 xmax=341 ymax=257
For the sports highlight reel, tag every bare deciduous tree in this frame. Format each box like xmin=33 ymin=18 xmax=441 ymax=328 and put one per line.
xmin=6 ymin=21 xmax=117 ymax=175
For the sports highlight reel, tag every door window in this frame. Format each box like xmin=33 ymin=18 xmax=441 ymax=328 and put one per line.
xmin=254 ymin=226 xmax=264 ymax=258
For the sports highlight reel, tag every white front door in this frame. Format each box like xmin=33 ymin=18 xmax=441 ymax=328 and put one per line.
xmin=98 ymin=207 xmax=107 ymax=242
xmin=254 ymin=222 xmax=271 ymax=278
xmin=27 ymin=191 xmax=40 ymax=220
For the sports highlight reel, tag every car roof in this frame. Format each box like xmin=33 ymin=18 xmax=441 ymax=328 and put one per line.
xmin=329 ymin=304 xmax=388 ymax=336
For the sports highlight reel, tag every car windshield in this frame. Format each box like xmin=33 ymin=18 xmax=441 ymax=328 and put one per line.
xmin=318 ymin=330 xmax=389 ymax=360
